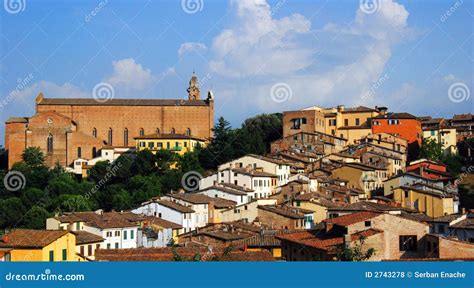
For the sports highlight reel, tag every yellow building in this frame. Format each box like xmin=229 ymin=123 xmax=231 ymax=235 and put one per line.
xmin=423 ymin=128 xmax=458 ymax=155
xmin=135 ymin=133 xmax=206 ymax=155
xmin=0 ymin=229 xmax=77 ymax=262
xmin=292 ymin=193 xmax=341 ymax=223
xmin=392 ymin=184 xmax=455 ymax=218
xmin=283 ymin=105 xmax=382 ymax=143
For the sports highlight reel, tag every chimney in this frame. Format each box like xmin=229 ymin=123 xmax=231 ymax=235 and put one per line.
xmin=337 ymin=105 xmax=345 ymax=112
xmin=343 ymin=234 xmax=352 ymax=246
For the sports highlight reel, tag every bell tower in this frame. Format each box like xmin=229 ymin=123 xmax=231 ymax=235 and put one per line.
xmin=187 ymin=71 xmax=200 ymax=100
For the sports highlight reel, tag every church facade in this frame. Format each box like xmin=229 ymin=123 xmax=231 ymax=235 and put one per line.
xmin=5 ymin=73 xmax=214 ymax=168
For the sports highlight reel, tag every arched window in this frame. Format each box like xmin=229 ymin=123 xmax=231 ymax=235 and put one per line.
xmin=186 ymin=128 xmax=191 ymax=136
xmin=156 ymin=128 xmax=160 ymax=135
xmin=92 ymin=128 xmax=97 ymax=138
xmin=124 ymin=128 xmax=129 ymax=146
xmin=170 ymin=128 xmax=175 ymax=134
xmin=108 ymin=128 xmax=113 ymax=145
xmin=92 ymin=147 xmax=97 ymax=158
xmin=77 ymin=147 xmax=82 ymax=158
xmin=139 ymin=128 xmax=144 ymax=136
xmin=47 ymin=134 xmax=53 ymax=153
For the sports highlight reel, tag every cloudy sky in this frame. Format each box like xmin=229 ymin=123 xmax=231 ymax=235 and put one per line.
xmin=0 ymin=0 xmax=472 ymax=142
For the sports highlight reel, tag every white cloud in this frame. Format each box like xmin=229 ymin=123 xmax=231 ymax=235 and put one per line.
xmin=104 ymin=58 xmax=155 ymax=91
xmin=13 ymin=80 xmax=89 ymax=101
xmin=178 ymin=42 xmax=207 ymax=57
xmin=209 ymin=0 xmax=312 ymax=77
xmin=443 ymin=74 xmax=456 ymax=82
xmin=208 ymin=0 xmax=411 ymax=112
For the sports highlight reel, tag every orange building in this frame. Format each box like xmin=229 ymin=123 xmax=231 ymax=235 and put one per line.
xmin=371 ymin=112 xmax=421 ymax=145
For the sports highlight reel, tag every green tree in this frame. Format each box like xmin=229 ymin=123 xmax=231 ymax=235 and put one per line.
xmin=131 ymin=149 xmax=156 ymax=176
xmin=21 ymin=147 xmax=46 ymax=168
xmin=22 ymin=206 xmax=50 ymax=229
xmin=56 ymin=195 xmax=92 ymax=212
xmin=419 ymin=138 xmax=443 ymax=161
xmin=335 ymin=236 xmax=376 ymax=261
xmin=0 ymin=197 xmax=27 ymax=228
xmin=200 ymin=117 xmax=235 ymax=169
xmin=88 ymin=161 xmax=111 ymax=185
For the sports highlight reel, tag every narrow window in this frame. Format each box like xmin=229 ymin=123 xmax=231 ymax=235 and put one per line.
xmin=92 ymin=128 xmax=97 ymax=138
xmin=124 ymin=128 xmax=129 ymax=146
xmin=47 ymin=134 xmax=53 ymax=153
xmin=108 ymin=128 xmax=113 ymax=145
xmin=139 ymin=128 xmax=144 ymax=136
xmin=77 ymin=147 xmax=82 ymax=158
xmin=186 ymin=128 xmax=191 ymax=136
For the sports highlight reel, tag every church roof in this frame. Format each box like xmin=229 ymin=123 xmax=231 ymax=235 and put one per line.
xmin=38 ymin=98 xmax=209 ymax=106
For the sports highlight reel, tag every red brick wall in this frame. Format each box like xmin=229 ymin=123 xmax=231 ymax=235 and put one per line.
xmin=6 ymin=100 xmax=213 ymax=168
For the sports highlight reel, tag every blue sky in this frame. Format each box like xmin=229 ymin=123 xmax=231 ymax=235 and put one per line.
xmin=0 ymin=0 xmax=472 ymax=143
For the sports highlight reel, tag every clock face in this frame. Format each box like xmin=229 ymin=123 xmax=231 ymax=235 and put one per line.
xmin=47 ymin=117 xmax=53 ymax=124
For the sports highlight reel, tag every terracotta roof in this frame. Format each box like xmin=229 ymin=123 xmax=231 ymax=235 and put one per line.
xmin=134 ymin=133 xmax=205 ymax=141
xmin=451 ymin=218 xmax=474 ymax=229
xmin=220 ymin=183 xmax=254 ymax=192
xmin=452 ymin=113 xmax=473 ymax=121
xmin=156 ymin=200 xmax=195 ymax=213
xmin=139 ymin=216 xmax=182 ymax=229
xmin=199 ymin=186 xmax=247 ymax=196
xmin=71 ymin=231 xmax=105 ymax=245
xmin=200 ymin=231 xmax=253 ymax=241
xmin=373 ymin=112 xmax=417 ymax=119
xmin=39 ymin=98 xmax=210 ymax=106
xmin=224 ymin=167 xmax=277 ymax=178
xmin=323 ymin=211 xmax=381 ymax=226
xmin=234 ymin=234 xmax=281 ymax=247
xmin=5 ymin=117 xmax=28 ymax=123
xmin=431 ymin=214 xmax=464 ymax=223
xmin=258 ymin=205 xmax=312 ymax=219
xmin=246 ymin=154 xmax=292 ymax=165
xmin=341 ymin=106 xmax=377 ymax=113
xmin=167 ymin=193 xmax=215 ymax=204
xmin=54 ymin=211 xmax=140 ymax=229
xmin=276 ymin=228 xmax=382 ymax=251
xmin=327 ymin=201 xmax=408 ymax=213
xmin=95 ymin=247 xmax=275 ymax=261
xmin=0 ymin=229 xmax=69 ymax=248
xmin=210 ymin=198 xmax=237 ymax=209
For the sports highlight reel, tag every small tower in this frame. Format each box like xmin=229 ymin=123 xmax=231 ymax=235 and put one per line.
xmin=187 ymin=71 xmax=200 ymax=100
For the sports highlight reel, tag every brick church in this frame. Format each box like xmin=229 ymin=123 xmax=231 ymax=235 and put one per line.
xmin=5 ymin=72 xmax=214 ymax=169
